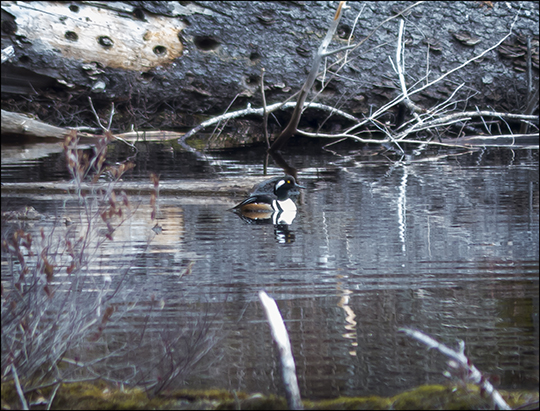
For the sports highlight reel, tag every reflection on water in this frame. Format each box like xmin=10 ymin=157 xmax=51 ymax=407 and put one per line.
xmin=1 ymin=144 xmax=539 ymax=399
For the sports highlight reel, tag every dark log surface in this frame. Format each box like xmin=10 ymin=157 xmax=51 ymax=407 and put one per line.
xmin=1 ymin=1 xmax=538 ymax=134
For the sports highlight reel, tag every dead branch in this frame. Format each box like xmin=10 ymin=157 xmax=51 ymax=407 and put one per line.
xmin=178 ymin=101 xmax=360 ymax=144
xmin=10 ymin=364 xmax=29 ymax=410
xmin=344 ymin=14 xmax=521 ymax=139
xmin=306 ymin=8 xmax=538 ymax=150
xmin=392 ymin=19 xmax=424 ymax=115
xmin=87 ymin=97 xmax=138 ymax=152
xmin=296 ymin=129 xmax=476 ymax=149
xmin=297 ymin=128 xmax=538 ymax=149
xmin=394 ymin=111 xmax=538 ymax=140
xmin=259 ymin=291 xmax=303 ymax=410
xmin=269 ymin=1 xmax=351 ymax=152
xmin=261 ymin=67 xmax=270 ymax=148
xmin=177 ymin=2 xmax=534 ymax=152
xmin=2 ymin=109 xmax=73 ymax=139
xmin=400 ymin=328 xmax=511 ymax=410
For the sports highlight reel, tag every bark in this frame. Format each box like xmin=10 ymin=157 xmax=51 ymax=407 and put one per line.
xmin=1 ymin=1 xmax=538 ymax=134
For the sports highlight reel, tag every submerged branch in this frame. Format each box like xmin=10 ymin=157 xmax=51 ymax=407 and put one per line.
xmin=259 ymin=291 xmax=303 ymax=410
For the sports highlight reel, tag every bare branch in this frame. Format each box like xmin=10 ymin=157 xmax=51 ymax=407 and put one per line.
xmin=261 ymin=68 xmax=270 ymax=148
xmin=11 ymin=364 xmax=29 ymax=410
xmin=269 ymin=1 xmax=349 ymax=152
xmin=400 ymin=328 xmax=511 ymax=410
xmin=395 ymin=111 xmax=538 ymax=140
xmin=179 ymin=101 xmax=361 ymax=144
xmin=177 ymin=2 xmax=531 ymax=153
xmin=345 ymin=15 xmax=520 ymax=137
xmin=259 ymin=291 xmax=303 ymax=410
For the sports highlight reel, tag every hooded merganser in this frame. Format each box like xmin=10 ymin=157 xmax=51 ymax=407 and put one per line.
xmin=233 ymin=175 xmax=304 ymax=219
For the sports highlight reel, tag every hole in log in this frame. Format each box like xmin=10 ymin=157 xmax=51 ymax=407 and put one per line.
xmin=193 ymin=36 xmax=220 ymax=51
xmin=132 ymin=8 xmax=145 ymax=21
xmin=65 ymin=31 xmax=78 ymax=41
xmin=98 ymin=36 xmax=114 ymax=48
xmin=153 ymin=45 xmax=167 ymax=56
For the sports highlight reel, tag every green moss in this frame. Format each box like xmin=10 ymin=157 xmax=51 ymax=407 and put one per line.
xmin=183 ymin=137 xmax=208 ymax=151
xmin=304 ymin=385 xmax=539 ymax=410
xmin=48 ymin=381 xmax=167 ymax=410
xmin=52 ymin=381 xmax=104 ymax=409
xmin=304 ymin=395 xmax=391 ymax=410
xmin=0 ymin=381 xmax=18 ymax=408
xmin=391 ymin=384 xmax=492 ymax=410
xmin=500 ymin=389 xmax=539 ymax=409
xmin=170 ymin=388 xmax=242 ymax=401
xmin=1 ymin=381 xmax=537 ymax=410
xmin=217 ymin=393 xmax=287 ymax=410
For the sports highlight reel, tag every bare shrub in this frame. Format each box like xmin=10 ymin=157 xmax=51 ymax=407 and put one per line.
xmin=1 ymin=129 xmax=220 ymax=407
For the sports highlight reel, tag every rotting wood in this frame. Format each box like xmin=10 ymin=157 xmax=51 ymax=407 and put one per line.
xmin=1 ymin=109 xmax=186 ymax=143
xmin=2 ymin=110 xmax=72 ymax=139
xmin=0 ymin=177 xmax=274 ymax=198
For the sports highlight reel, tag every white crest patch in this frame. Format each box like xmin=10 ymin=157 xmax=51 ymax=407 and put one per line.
xmin=275 ymin=179 xmax=286 ymax=190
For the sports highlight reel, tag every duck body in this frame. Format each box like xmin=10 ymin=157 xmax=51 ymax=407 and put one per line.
xmin=233 ymin=175 xmax=304 ymax=221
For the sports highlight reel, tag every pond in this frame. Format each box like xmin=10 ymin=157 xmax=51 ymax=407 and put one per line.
xmin=1 ymin=139 xmax=538 ymax=399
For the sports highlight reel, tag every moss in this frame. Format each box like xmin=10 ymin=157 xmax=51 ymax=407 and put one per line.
xmin=305 ymin=385 xmax=539 ymax=410
xmin=183 ymin=137 xmax=207 ymax=151
xmin=169 ymin=388 xmax=241 ymax=401
xmin=217 ymin=393 xmax=288 ymax=410
xmin=1 ymin=381 xmax=18 ymax=409
xmin=390 ymin=384 xmax=492 ymax=410
xmin=1 ymin=380 xmax=537 ymax=410
xmin=304 ymin=395 xmax=391 ymax=410
xmin=500 ymin=389 xmax=539 ymax=409
xmin=49 ymin=381 xmax=167 ymax=410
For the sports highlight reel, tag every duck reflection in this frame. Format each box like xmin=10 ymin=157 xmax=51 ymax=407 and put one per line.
xmin=231 ymin=175 xmax=304 ymax=243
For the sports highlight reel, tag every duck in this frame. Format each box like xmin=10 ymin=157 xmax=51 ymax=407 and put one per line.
xmin=232 ymin=175 xmax=304 ymax=222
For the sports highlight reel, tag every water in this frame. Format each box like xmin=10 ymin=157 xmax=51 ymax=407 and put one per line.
xmin=1 ymin=141 xmax=538 ymax=399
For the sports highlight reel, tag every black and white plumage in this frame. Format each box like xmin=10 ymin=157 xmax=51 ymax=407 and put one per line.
xmin=232 ymin=175 xmax=304 ymax=223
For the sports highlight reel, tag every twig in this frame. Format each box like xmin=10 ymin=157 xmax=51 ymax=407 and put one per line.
xmin=425 ymin=43 xmax=431 ymax=86
xmin=395 ymin=19 xmax=408 ymax=101
xmin=178 ymin=101 xmax=360 ymax=144
xmin=425 ymin=83 xmax=466 ymax=118
xmin=400 ymin=328 xmax=511 ymax=410
xmin=526 ymin=36 xmax=533 ymax=106
xmin=451 ymin=133 xmax=538 ymax=146
xmin=46 ymin=383 xmax=60 ymax=410
xmin=296 ymin=128 xmax=538 ymax=149
xmin=395 ymin=110 xmax=538 ymax=140
xmin=87 ymin=97 xmax=138 ymax=153
xmin=88 ymin=97 xmax=113 ymax=132
xmin=345 ymin=14 xmax=520 ymax=137
xmin=324 ymin=1 xmax=424 ymax=75
xmin=394 ymin=19 xmax=425 ymax=116
xmin=11 ymin=364 xmax=29 ymax=410
xmin=259 ymin=291 xmax=303 ymax=410
xmin=261 ymin=68 xmax=270 ymax=148
xmin=521 ymin=36 xmax=535 ymax=134
xmin=269 ymin=1 xmax=349 ymax=152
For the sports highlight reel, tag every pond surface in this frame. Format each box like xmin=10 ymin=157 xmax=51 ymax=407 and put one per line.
xmin=1 ymin=141 xmax=538 ymax=399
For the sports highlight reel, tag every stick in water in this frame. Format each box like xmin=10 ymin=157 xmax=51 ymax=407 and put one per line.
xmin=259 ymin=291 xmax=303 ymax=410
